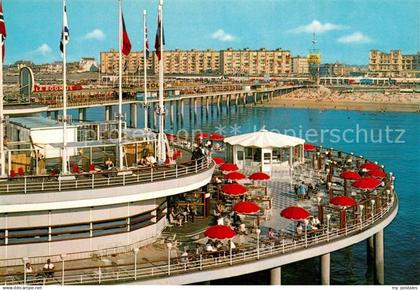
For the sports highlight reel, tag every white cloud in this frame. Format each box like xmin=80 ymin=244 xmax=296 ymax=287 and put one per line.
xmin=35 ymin=44 xmax=52 ymax=55
xmin=337 ymin=32 xmax=372 ymax=44
xmin=289 ymin=20 xmax=348 ymax=34
xmin=211 ymin=29 xmax=237 ymax=42
xmin=84 ymin=29 xmax=106 ymax=41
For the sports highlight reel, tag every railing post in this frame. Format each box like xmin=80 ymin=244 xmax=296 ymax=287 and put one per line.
xmin=151 ymin=168 xmax=153 ymax=182
xmin=98 ymin=266 xmax=101 ymax=284
xmin=24 ymin=177 xmax=27 ymax=193
xmin=195 ymin=160 xmax=198 ymax=173
xmin=59 ymin=178 xmax=62 ymax=191
xmin=92 ymin=173 xmax=95 ymax=189
xmin=175 ymin=164 xmax=178 ymax=178
xmin=199 ymin=254 xmax=203 ymax=270
xmin=123 ymin=173 xmax=126 ymax=186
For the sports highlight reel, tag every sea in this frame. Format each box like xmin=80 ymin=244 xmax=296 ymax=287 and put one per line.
xmin=66 ymin=104 xmax=419 ymax=285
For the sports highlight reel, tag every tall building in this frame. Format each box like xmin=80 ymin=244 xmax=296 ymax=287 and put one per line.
xmin=291 ymin=56 xmax=309 ymax=75
xmin=369 ymin=50 xmax=419 ymax=77
xmin=100 ymin=49 xmax=154 ymax=75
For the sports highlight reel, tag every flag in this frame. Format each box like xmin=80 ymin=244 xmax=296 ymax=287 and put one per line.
xmin=59 ymin=0 xmax=69 ymax=54
xmin=121 ymin=14 xmax=131 ymax=56
xmin=154 ymin=9 xmax=165 ymax=61
xmin=0 ymin=0 xmax=6 ymax=61
xmin=144 ymin=25 xmax=150 ymax=58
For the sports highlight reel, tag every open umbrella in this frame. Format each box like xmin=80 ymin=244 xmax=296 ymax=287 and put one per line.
xmin=224 ymin=171 xmax=246 ymax=181
xmin=165 ymin=133 xmax=176 ymax=141
xmin=248 ymin=172 xmax=271 ymax=181
xmin=196 ymin=133 xmax=209 ymax=139
xmin=340 ymin=170 xmax=362 ymax=195
xmin=209 ymin=133 xmax=224 ymax=141
xmin=222 ymin=183 xmax=247 ymax=196
xmin=280 ymin=206 xmax=310 ymax=221
xmin=304 ymin=143 xmax=316 ymax=151
xmin=212 ymin=157 xmax=225 ymax=165
xmin=233 ymin=201 xmax=260 ymax=215
xmin=330 ymin=196 xmax=357 ymax=207
xmin=204 ymin=225 xmax=237 ymax=265
xmin=351 ymin=177 xmax=381 ymax=191
xmin=368 ymin=169 xmax=387 ymax=179
xmin=219 ymin=163 xmax=239 ymax=172
xmin=360 ymin=162 xmax=380 ymax=171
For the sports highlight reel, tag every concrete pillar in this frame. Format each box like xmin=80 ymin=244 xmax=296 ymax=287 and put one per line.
xmin=367 ymin=235 xmax=375 ymax=262
xmin=169 ymin=101 xmax=174 ymax=126
xmin=78 ymin=108 xmax=86 ymax=121
xmin=105 ymin=105 xmax=112 ymax=121
xmin=242 ymin=94 xmax=246 ymax=106
xmin=194 ymin=98 xmax=198 ymax=116
xmin=375 ymin=230 xmax=384 ymax=285
xmin=153 ymin=104 xmax=157 ymax=129
xmin=217 ymin=95 xmax=221 ymax=114
xmin=130 ymin=103 xmax=137 ymax=128
xmin=205 ymin=97 xmax=209 ymax=116
xmin=253 ymin=92 xmax=257 ymax=105
xmin=180 ymin=100 xmax=184 ymax=123
xmin=321 ymin=253 xmax=330 ymax=285
xmin=270 ymin=267 xmax=281 ymax=285
xmin=53 ymin=110 xmax=59 ymax=120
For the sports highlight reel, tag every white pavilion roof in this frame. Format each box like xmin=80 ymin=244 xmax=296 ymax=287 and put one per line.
xmin=224 ymin=129 xmax=305 ymax=148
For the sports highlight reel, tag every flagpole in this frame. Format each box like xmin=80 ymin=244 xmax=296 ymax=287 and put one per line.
xmin=118 ymin=0 xmax=124 ymax=170
xmin=157 ymin=0 xmax=166 ymax=163
xmin=61 ymin=0 xmax=68 ymax=175
xmin=0 ymin=37 xmax=4 ymax=177
xmin=143 ymin=10 xmax=148 ymax=129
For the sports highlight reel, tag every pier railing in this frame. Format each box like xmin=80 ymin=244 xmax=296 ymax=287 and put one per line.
xmin=0 ymin=188 xmax=397 ymax=285
xmin=0 ymin=156 xmax=212 ymax=195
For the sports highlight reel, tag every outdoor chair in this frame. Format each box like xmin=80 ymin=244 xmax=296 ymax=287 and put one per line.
xmin=18 ymin=167 xmax=24 ymax=176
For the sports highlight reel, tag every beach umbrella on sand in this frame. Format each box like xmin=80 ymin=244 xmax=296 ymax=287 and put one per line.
xmin=224 ymin=171 xmax=246 ymax=181
xmin=304 ymin=144 xmax=316 ymax=151
xmin=219 ymin=163 xmax=239 ymax=172
xmin=204 ymin=225 xmax=236 ymax=265
xmin=280 ymin=206 xmax=310 ymax=221
xmin=367 ymin=169 xmax=387 ymax=179
xmin=222 ymin=183 xmax=247 ymax=196
xmin=233 ymin=201 xmax=260 ymax=215
xmin=352 ymin=177 xmax=381 ymax=191
xmin=212 ymin=157 xmax=225 ymax=165
xmin=209 ymin=133 xmax=224 ymax=141
xmin=340 ymin=170 xmax=362 ymax=195
xmin=248 ymin=172 xmax=271 ymax=181
xmin=360 ymin=162 xmax=380 ymax=171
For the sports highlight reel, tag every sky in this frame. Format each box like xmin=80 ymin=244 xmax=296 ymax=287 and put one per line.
xmin=2 ymin=0 xmax=419 ymax=65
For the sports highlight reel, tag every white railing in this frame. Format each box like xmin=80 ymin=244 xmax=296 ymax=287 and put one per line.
xmin=0 ymin=157 xmax=212 ymax=194
xmin=1 ymin=192 xmax=397 ymax=285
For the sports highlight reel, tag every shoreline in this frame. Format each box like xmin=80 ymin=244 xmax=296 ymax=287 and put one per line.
xmin=260 ymin=98 xmax=420 ymax=113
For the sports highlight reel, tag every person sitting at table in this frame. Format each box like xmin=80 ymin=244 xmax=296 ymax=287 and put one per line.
xmin=268 ymin=228 xmax=278 ymax=241
xmin=238 ymin=223 xmax=248 ymax=235
xmin=25 ymin=262 xmax=34 ymax=280
xmin=296 ymin=222 xmax=304 ymax=236
xmin=205 ymin=242 xmax=217 ymax=253
xmin=137 ymin=156 xmax=147 ymax=166
xmin=43 ymin=259 xmax=55 ymax=278
xmin=169 ymin=207 xmax=182 ymax=226
xmin=311 ymin=216 xmax=321 ymax=230
xmin=146 ymin=154 xmax=157 ymax=167
xmin=105 ymin=157 xmax=114 ymax=170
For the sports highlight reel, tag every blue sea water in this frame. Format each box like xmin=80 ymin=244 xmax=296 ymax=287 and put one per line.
xmin=68 ymin=104 xmax=419 ymax=285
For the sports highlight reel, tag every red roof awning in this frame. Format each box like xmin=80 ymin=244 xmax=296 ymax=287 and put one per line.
xmin=212 ymin=157 xmax=225 ymax=165
xmin=330 ymin=196 xmax=357 ymax=207
xmin=280 ymin=206 xmax=310 ymax=221
xmin=196 ymin=133 xmax=209 ymax=139
xmin=360 ymin=162 xmax=380 ymax=171
xmin=368 ymin=169 xmax=387 ymax=179
xmin=204 ymin=225 xmax=236 ymax=240
xmin=248 ymin=172 xmax=271 ymax=180
xmin=209 ymin=133 xmax=224 ymax=141
xmin=304 ymin=143 xmax=316 ymax=151
xmin=351 ymin=177 xmax=381 ymax=190
xmin=222 ymin=183 xmax=247 ymax=196
xmin=224 ymin=171 xmax=246 ymax=180
xmin=340 ymin=170 xmax=362 ymax=180
xmin=233 ymin=201 xmax=261 ymax=215
xmin=219 ymin=163 xmax=239 ymax=172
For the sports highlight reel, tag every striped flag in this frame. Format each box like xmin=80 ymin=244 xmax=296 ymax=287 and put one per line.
xmin=144 ymin=25 xmax=150 ymax=58
xmin=0 ymin=0 xmax=6 ymax=61
xmin=121 ymin=13 xmax=131 ymax=56
xmin=59 ymin=0 xmax=69 ymax=54
xmin=154 ymin=9 xmax=165 ymax=61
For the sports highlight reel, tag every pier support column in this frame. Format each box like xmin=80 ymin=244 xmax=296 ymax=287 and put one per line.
xmin=194 ymin=98 xmax=198 ymax=117
xmin=321 ymin=253 xmax=330 ymax=285
xmin=217 ymin=95 xmax=221 ymax=114
xmin=205 ymin=97 xmax=209 ymax=116
xmin=169 ymin=101 xmax=174 ymax=126
xmin=270 ymin=267 xmax=281 ymax=285
xmin=375 ymin=230 xmax=384 ymax=285
xmin=367 ymin=235 xmax=375 ymax=262
xmin=130 ymin=103 xmax=137 ymax=128
xmin=243 ymin=94 xmax=247 ymax=107
xmin=105 ymin=106 xmax=112 ymax=121
xmin=253 ymin=93 xmax=257 ymax=105
xmin=78 ymin=108 xmax=86 ymax=122
xmin=53 ymin=111 xmax=59 ymax=120
xmin=180 ymin=100 xmax=185 ymax=124
xmin=153 ymin=104 xmax=157 ymax=129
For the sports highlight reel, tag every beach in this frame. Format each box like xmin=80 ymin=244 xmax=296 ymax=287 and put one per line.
xmin=262 ymin=87 xmax=420 ymax=112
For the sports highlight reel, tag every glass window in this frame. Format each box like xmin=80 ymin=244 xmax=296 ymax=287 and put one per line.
xmin=237 ymin=150 xmax=244 ymax=160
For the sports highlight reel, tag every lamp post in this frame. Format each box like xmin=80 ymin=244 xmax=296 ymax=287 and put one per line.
xmin=326 ymin=214 xmax=331 ymax=242
xmin=166 ymin=242 xmax=172 ymax=275
xmin=134 ymin=248 xmax=139 ymax=280
xmin=229 ymin=239 xmax=233 ymax=265
xmin=256 ymin=228 xmax=261 ymax=260
xmin=370 ymin=200 xmax=376 ymax=224
xmin=304 ymin=219 xmax=309 ymax=248
xmin=327 ymin=181 xmax=332 ymax=200
xmin=61 ymin=253 xmax=66 ymax=286
xmin=359 ymin=204 xmax=364 ymax=230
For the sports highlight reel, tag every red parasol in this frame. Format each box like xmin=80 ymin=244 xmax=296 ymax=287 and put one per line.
xmin=330 ymin=196 xmax=357 ymax=207
xmin=209 ymin=133 xmax=224 ymax=141
xmin=204 ymin=225 xmax=236 ymax=240
xmin=248 ymin=172 xmax=271 ymax=180
xmin=340 ymin=170 xmax=362 ymax=180
xmin=280 ymin=206 xmax=310 ymax=221
xmin=196 ymin=133 xmax=208 ymax=139
xmin=224 ymin=171 xmax=246 ymax=180
xmin=304 ymin=143 xmax=316 ymax=151
xmin=222 ymin=183 xmax=247 ymax=196
xmin=351 ymin=177 xmax=381 ymax=190
xmin=368 ymin=169 xmax=387 ymax=179
xmin=165 ymin=133 xmax=175 ymax=141
xmin=233 ymin=201 xmax=260 ymax=215
xmin=212 ymin=157 xmax=225 ymax=165
xmin=360 ymin=162 xmax=380 ymax=171
xmin=219 ymin=163 xmax=239 ymax=172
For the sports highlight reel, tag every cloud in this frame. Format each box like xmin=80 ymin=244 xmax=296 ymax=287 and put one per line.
xmin=211 ymin=29 xmax=237 ymax=42
xmin=35 ymin=44 xmax=52 ymax=55
xmin=289 ymin=20 xmax=348 ymax=34
xmin=337 ymin=32 xmax=372 ymax=43
xmin=84 ymin=29 xmax=106 ymax=41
